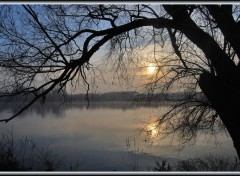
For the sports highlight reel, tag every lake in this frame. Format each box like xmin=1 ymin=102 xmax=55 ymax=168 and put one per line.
xmin=0 ymin=101 xmax=237 ymax=171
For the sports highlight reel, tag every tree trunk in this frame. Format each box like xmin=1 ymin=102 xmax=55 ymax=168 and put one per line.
xmin=199 ymin=71 xmax=240 ymax=159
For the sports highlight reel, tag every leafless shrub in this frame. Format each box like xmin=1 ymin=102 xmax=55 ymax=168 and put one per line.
xmin=0 ymin=129 xmax=62 ymax=171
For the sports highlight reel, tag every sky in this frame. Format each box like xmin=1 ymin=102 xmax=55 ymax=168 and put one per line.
xmin=67 ymin=42 xmax=173 ymax=94
xmin=0 ymin=5 xmax=196 ymax=95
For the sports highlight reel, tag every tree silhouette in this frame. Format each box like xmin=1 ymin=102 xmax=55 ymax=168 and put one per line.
xmin=0 ymin=4 xmax=240 ymax=159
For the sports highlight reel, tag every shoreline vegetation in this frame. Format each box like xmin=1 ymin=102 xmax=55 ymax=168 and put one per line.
xmin=0 ymin=91 xmax=197 ymax=115
xmin=0 ymin=91 xmax=203 ymax=103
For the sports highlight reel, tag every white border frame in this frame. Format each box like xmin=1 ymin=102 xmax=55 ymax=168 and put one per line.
xmin=0 ymin=1 xmax=239 ymax=175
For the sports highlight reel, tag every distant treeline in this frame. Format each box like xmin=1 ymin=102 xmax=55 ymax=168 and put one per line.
xmin=0 ymin=90 xmax=202 ymax=103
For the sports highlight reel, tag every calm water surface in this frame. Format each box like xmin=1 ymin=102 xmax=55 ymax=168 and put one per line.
xmin=0 ymin=102 xmax=237 ymax=171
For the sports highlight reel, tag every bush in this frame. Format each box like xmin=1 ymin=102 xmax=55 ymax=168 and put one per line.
xmin=153 ymin=155 xmax=240 ymax=171
xmin=0 ymin=130 xmax=61 ymax=171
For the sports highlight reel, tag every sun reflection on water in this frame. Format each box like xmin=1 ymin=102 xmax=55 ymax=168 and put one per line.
xmin=142 ymin=121 xmax=161 ymax=143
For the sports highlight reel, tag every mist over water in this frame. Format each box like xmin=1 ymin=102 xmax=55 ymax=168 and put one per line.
xmin=0 ymin=101 xmax=236 ymax=171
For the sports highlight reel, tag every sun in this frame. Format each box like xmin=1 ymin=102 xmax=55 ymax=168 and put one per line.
xmin=148 ymin=65 xmax=156 ymax=74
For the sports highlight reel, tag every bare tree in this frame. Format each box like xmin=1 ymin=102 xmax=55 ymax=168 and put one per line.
xmin=0 ymin=4 xmax=240 ymax=159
